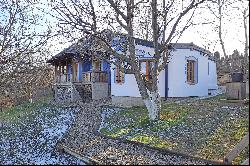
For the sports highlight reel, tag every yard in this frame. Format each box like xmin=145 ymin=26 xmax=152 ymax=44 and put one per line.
xmin=0 ymin=97 xmax=85 ymax=165
xmin=99 ymin=95 xmax=249 ymax=165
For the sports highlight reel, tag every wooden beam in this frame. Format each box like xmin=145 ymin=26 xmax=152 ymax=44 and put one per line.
xmin=55 ymin=65 xmax=58 ymax=76
xmin=59 ymin=65 xmax=62 ymax=83
xmin=60 ymin=144 xmax=99 ymax=165
xmin=224 ymin=132 xmax=249 ymax=164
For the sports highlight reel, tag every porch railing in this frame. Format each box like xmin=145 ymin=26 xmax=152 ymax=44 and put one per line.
xmin=55 ymin=71 xmax=108 ymax=83
xmin=82 ymin=71 xmax=108 ymax=83
xmin=56 ymin=74 xmax=72 ymax=83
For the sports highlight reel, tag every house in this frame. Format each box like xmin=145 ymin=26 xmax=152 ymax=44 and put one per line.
xmin=47 ymin=36 xmax=218 ymax=104
xmin=47 ymin=39 xmax=111 ymax=103
xmin=110 ymin=41 xmax=218 ymax=106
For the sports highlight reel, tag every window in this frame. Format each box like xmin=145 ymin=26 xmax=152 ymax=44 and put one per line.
xmin=187 ymin=60 xmax=196 ymax=84
xmin=115 ymin=66 xmax=125 ymax=84
xmin=140 ymin=60 xmax=154 ymax=81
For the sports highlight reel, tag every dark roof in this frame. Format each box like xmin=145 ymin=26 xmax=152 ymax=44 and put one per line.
xmin=47 ymin=32 xmax=215 ymax=64
xmin=46 ymin=36 xmax=108 ymax=64
xmin=169 ymin=43 xmax=212 ymax=55
xmin=135 ymin=38 xmax=154 ymax=48
xmin=169 ymin=42 xmax=216 ymax=62
xmin=47 ymin=35 xmax=154 ymax=64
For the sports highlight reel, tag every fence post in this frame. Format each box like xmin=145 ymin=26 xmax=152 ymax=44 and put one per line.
xmin=224 ymin=132 xmax=249 ymax=164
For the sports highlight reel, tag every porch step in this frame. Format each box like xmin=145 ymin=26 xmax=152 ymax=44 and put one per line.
xmin=73 ymin=83 xmax=92 ymax=102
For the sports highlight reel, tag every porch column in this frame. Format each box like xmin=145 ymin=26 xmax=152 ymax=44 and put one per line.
xmin=72 ymin=62 xmax=75 ymax=82
xmin=66 ymin=63 xmax=68 ymax=82
xmin=55 ymin=65 xmax=58 ymax=83
xmin=59 ymin=64 xmax=61 ymax=83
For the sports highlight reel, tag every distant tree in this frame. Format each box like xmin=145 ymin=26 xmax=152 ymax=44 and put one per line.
xmin=206 ymin=0 xmax=235 ymax=58
xmin=0 ymin=0 xmax=54 ymax=103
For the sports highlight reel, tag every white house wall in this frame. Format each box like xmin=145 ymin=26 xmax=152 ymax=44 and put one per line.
xmin=111 ymin=66 xmax=165 ymax=97
xmin=158 ymin=70 xmax=165 ymax=97
xmin=111 ymin=64 xmax=141 ymax=97
xmin=208 ymin=59 xmax=218 ymax=90
xmin=135 ymin=45 xmax=155 ymax=58
xmin=167 ymin=49 xmax=208 ymax=97
xmin=111 ymin=44 xmax=166 ymax=97
xmin=111 ymin=43 xmax=218 ymax=98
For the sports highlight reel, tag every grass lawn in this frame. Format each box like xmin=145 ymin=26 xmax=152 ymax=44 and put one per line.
xmin=99 ymin=95 xmax=249 ymax=165
xmin=0 ymin=96 xmax=53 ymax=123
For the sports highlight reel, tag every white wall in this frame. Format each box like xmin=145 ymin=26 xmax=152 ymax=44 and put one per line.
xmin=111 ymin=64 xmax=141 ymax=97
xmin=111 ymin=66 xmax=165 ymax=97
xmin=158 ymin=70 xmax=165 ymax=97
xmin=135 ymin=45 xmax=155 ymax=58
xmin=208 ymin=59 xmax=218 ymax=90
xmin=111 ymin=44 xmax=166 ymax=97
xmin=167 ymin=49 xmax=209 ymax=97
xmin=111 ymin=44 xmax=218 ymax=98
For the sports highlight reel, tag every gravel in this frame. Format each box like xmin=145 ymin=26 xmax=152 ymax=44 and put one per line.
xmin=0 ymin=106 xmax=85 ymax=165
xmin=61 ymin=100 xmax=215 ymax=165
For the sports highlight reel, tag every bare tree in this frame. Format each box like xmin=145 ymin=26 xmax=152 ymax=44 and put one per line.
xmin=0 ymin=0 xmax=54 ymax=103
xmin=50 ymin=0 xmax=206 ymax=121
xmin=233 ymin=0 xmax=249 ymax=57
xmin=205 ymin=0 xmax=233 ymax=58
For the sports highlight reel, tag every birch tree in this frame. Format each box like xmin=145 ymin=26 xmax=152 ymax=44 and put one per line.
xmin=50 ymin=0 xmax=206 ymax=121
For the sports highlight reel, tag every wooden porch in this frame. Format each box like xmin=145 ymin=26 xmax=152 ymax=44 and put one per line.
xmin=55 ymin=71 xmax=108 ymax=84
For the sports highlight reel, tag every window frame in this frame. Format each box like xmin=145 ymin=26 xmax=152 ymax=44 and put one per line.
xmin=139 ymin=59 xmax=155 ymax=82
xmin=114 ymin=65 xmax=125 ymax=84
xmin=185 ymin=56 xmax=198 ymax=85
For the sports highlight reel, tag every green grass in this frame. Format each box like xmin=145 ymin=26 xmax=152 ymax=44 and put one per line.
xmin=102 ymin=103 xmax=194 ymax=137
xmin=100 ymin=102 xmax=196 ymax=150
xmin=100 ymin=127 xmax=131 ymax=137
xmin=128 ymin=134 xmax=177 ymax=149
xmin=210 ymin=94 xmax=227 ymax=100
xmin=100 ymin=100 xmax=249 ymax=164
xmin=198 ymin=118 xmax=249 ymax=164
xmin=0 ymin=96 xmax=53 ymax=123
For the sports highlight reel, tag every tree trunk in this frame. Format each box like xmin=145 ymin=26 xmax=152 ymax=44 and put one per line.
xmin=143 ymin=90 xmax=161 ymax=121
xmin=218 ymin=4 xmax=227 ymax=58
xmin=133 ymin=72 xmax=160 ymax=121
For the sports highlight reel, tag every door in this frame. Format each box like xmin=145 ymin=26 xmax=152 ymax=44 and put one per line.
xmin=72 ymin=62 xmax=78 ymax=82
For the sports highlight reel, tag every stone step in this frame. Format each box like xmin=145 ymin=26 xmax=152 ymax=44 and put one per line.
xmin=73 ymin=83 xmax=92 ymax=102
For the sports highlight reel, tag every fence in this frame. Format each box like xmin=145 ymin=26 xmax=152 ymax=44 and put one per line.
xmin=223 ymin=132 xmax=249 ymax=165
